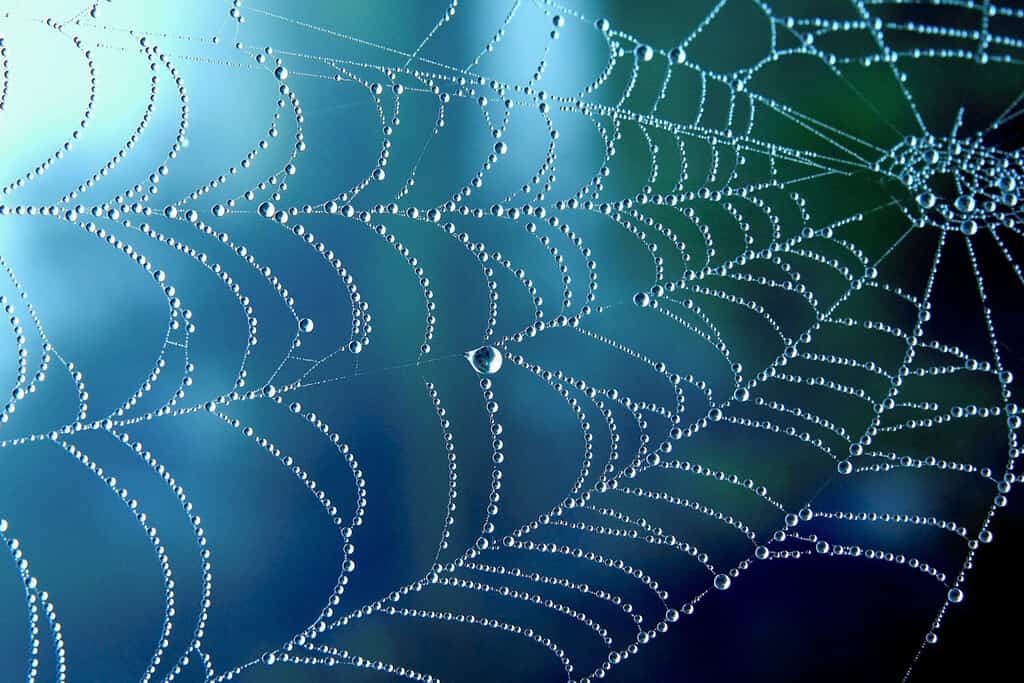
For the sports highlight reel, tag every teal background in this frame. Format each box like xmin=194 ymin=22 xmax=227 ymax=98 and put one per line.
xmin=0 ymin=1 xmax=1022 ymax=681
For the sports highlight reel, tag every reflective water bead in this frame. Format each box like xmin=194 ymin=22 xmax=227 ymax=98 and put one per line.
xmin=466 ymin=345 xmax=503 ymax=375
xmin=953 ymin=195 xmax=976 ymax=213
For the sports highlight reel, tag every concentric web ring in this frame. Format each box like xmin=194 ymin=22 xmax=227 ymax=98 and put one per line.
xmin=0 ymin=0 xmax=1022 ymax=681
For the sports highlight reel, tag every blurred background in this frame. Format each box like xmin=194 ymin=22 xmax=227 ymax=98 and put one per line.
xmin=0 ymin=0 xmax=1022 ymax=680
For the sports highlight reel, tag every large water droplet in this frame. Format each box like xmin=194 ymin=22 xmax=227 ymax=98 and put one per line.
xmin=954 ymin=194 xmax=976 ymax=213
xmin=915 ymin=191 xmax=936 ymax=209
xmin=466 ymin=345 xmax=503 ymax=374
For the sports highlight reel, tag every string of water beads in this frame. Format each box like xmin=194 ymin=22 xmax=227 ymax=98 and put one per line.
xmin=1 ymin=0 xmax=1023 ymax=681
xmin=0 ymin=214 xmax=1007 ymax=679
xmin=0 ymin=517 xmax=68 ymax=683
xmin=0 ymin=19 xmax=98 ymax=199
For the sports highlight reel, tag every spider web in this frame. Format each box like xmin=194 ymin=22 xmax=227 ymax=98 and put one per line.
xmin=0 ymin=0 xmax=1022 ymax=681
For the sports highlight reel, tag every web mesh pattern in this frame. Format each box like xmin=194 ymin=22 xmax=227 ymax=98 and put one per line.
xmin=0 ymin=1 xmax=1022 ymax=681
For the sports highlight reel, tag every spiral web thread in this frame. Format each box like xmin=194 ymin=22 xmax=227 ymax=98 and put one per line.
xmin=0 ymin=0 xmax=1023 ymax=681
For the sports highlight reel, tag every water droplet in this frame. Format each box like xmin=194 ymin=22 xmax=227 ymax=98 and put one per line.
xmin=954 ymin=195 xmax=976 ymax=213
xmin=466 ymin=346 xmax=503 ymax=375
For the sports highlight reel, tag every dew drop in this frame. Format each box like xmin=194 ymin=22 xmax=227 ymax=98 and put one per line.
xmin=466 ymin=345 xmax=503 ymax=375
xmin=954 ymin=194 xmax=976 ymax=213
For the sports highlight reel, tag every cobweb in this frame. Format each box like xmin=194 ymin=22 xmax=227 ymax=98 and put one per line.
xmin=0 ymin=0 xmax=1022 ymax=680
